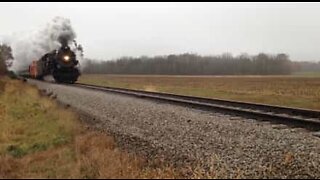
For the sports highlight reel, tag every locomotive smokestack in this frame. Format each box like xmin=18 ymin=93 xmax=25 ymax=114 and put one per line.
xmin=59 ymin=37 xmax=69 ymax=47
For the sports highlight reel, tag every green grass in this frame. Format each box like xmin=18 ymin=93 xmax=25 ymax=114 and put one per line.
xmin=0 ymin=80 xmax=75 ymax=158
xmin=78 ymin=74 xmax=320 ymax=110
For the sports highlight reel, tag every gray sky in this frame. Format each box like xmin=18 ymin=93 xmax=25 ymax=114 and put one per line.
xmin=1 ymin=2 xmax=320 ymax=61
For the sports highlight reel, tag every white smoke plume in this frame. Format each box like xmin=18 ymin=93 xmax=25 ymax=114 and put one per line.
xmin=4 ymin=16 xmax=84 ymax=72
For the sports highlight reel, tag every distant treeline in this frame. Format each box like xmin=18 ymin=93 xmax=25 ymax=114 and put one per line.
xmin=83 ymin=53 xmax=314 ymax=75
xmin=293 ymin=61 xmax=320 ymax=72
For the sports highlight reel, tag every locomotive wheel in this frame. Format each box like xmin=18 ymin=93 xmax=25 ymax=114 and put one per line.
xmin=53 ymin=76 xmax=62 ymax=83
xmin=54 ymin=78 xmax=76 ymax=84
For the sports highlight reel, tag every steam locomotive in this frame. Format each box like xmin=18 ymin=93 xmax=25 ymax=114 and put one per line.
xmin=29 ymin=45 xmax=80 ymax=83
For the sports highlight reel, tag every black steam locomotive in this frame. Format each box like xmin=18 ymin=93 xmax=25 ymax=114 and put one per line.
xmin=29 ymin=45 xmax=80 ymax=83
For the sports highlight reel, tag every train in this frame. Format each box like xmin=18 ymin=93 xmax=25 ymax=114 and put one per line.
xmin=28 ymin=45 xmax=80 ymax=83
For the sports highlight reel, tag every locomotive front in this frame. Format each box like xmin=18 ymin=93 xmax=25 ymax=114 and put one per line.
xmin=52 ymin=46 xmax=80 ymax=83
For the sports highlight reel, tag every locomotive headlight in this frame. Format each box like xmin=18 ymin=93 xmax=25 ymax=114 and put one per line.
xmin=63 ymin=55 xmax=70 ymax=62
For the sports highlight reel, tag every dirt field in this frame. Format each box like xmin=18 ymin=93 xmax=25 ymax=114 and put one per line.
xmin=78 ymin=74 xmax=320 ymax=110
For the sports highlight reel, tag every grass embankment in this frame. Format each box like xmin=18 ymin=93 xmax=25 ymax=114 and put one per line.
xmin=78 ymin=75 xmax=320 ymax=110
xmin=0 ymin=78 xmax=183 ymax=178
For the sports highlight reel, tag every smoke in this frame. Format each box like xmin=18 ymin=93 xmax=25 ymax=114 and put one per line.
xmin=4 ymin=16 xmax=85 ymax=72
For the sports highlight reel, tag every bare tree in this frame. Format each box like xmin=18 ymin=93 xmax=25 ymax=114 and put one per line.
xmin=0 ymin=44 xmax=13 ymax=75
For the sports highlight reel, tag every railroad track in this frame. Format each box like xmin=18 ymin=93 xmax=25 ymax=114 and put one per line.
xmin=73 ymin=83 xmax=320 ymax=132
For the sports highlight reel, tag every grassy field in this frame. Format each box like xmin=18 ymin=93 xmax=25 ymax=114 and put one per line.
xmin=78 ymin=74 xmax=320 ymax=110
xmin=0 ymin=78 xmax=193 ymax=178
xmin=292 ymin=71 xmax=320 ymax=77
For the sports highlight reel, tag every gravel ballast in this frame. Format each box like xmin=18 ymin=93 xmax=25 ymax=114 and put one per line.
xmin=28 ymin=80 xmax=320 ymax=178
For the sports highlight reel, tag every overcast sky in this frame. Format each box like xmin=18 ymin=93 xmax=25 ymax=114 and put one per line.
xmin=1 ymin=2 xmax=320 ymax=61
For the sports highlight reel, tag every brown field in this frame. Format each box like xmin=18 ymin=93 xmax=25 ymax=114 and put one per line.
xmin=0 ymin=78 xmax=200 ymax=178
xmin=78 ymin=74 xmax=320 ymax=110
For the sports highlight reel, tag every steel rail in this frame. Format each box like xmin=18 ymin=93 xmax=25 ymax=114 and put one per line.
xmin=74 ymin=83 xmax=320 ymax=130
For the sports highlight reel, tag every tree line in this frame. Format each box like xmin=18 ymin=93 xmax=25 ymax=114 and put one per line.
xmin=292 ymin=61 xmax=320 ymax=72
xmin=83 ymin=53 xmax=296 ymax=75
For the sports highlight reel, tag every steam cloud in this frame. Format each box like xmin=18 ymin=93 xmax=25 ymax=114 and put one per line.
xmin=4 ymin=16 xmax=84 ymax=72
